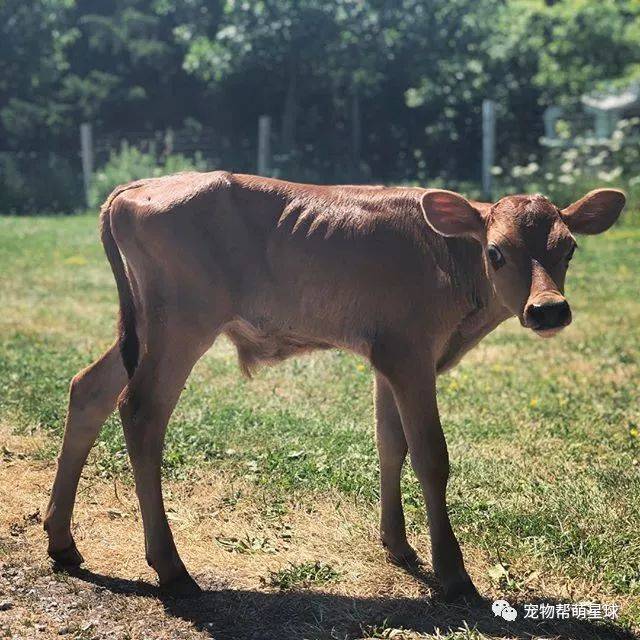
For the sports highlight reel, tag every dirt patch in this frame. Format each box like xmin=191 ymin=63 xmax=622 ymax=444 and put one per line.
xmin=0 ymin=430 xmax=636 ymax=640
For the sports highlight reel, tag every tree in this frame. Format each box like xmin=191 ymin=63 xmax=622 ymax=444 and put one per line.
xmin=0 ymin=0 xmax=77 ymax=148
xmin=529 ymin=0 xmax=640 ymax=103
xmin=3 ymin=0 xmax=640 ymax=211
xmin=179 ymin=0 xmax=400 ymax=177
xmin=61 ymin=0 xmax=216 ymax=134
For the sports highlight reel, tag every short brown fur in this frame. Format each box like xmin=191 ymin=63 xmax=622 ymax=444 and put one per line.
xmin=44 ymin=172 xmax=625 ymax=600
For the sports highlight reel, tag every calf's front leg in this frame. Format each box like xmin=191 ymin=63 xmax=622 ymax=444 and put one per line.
xmin=374 ymin=346 xmax=479 ymax=601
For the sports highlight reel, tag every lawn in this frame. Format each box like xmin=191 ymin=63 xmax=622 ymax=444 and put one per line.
xmin=0 ymin=213 xmax=639 ymax=639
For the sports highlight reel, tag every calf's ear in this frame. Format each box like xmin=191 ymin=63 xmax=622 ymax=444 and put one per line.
xmin=561 ymin=188 xmax=625 ymax=235
xmin=420 ymin=189 xmax=486 ymax=240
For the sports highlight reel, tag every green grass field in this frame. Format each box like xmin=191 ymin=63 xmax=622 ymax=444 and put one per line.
xmin=1 ymin=213 xmax=639 ymax=637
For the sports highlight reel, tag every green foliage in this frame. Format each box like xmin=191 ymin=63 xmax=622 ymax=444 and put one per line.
xmin=265 ymin=561 xmax=340 ymax=590
xmin=0 ymin=0 xmax=211 ymax=152
xmin=529 ymin=0 xmax=640 ymax=103
xmin=494 ymin=117 xmax=640 ymax=219
xmin=0 ymin=152 xmax=83 ymax=214
xmin=0 ymin=0 xmax=78 ymax=148
xmin=88 ymin=143 xmax=207 ymax=208
xmin=2 ymin=0 xmax=640 ymax=211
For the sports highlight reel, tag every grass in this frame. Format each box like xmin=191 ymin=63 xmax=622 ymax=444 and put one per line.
xmin=0 ymin=213 xmax=639 ymax=637
xmin=265 ymin=561 xmax=340 ymax=590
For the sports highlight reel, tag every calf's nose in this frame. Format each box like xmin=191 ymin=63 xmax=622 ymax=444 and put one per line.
xmin=526 ymin=299 xmax=572 ymax=330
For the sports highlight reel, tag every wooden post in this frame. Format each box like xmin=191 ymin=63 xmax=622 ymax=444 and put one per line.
xmin=164 ymin=127 xmax=175 ymax=156
xmin=80 ymin=122 xmax=93 ymax=208
xmin=482 ymin=99 xmax=496 ymax=200
xmin=257 ymin=115 xmax=271 ymax=176
xmin=351 ymin=83 xmax=361 ymax=178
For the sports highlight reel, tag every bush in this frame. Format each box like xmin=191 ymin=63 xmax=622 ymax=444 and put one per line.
xmin=492 ymin=118 xmax=640 ymax=225
xmin=0 ymin=152 xmax=83 ymax=215
xmin=89 ymin=143 xmax=208 ymax=209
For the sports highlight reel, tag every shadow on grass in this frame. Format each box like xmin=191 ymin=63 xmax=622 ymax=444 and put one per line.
xmin=62 ymin=566 xmax=635 ymax=640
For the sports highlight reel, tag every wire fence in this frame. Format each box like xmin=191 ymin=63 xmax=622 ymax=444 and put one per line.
xmin=0 ymin=127 xmax=250 ymax=214
xmin=0 ymin=151 xmax=84 ymax=213
xmin=0 ymin=119 xmax=371 ymax=214
xmin=1 ymin=99 xmax=639 ymax=214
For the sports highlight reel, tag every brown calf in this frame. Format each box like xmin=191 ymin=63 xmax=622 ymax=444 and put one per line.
xmin=44 ymin=172 xmax=625 ymax=600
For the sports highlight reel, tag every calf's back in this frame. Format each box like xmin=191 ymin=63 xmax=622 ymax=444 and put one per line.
xmin=109 ymin=171 xmax=490 ymax=373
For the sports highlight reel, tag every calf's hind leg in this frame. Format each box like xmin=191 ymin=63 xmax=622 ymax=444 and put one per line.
xmin=374 ymin=373 xmax=420 ymax=565
xmin=118 ymin=316 xmax=216 ymax=596
xmin=45 ymin=343 xmax=127 ymax=564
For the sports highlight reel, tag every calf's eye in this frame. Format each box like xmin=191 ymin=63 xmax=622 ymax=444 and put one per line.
xmin=487 ymin=244 xmax=505 ymax=270
xmin=566 ymin=244 xmax=576 ymax=262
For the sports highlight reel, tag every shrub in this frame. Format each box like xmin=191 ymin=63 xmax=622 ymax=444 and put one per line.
xmin=0 ymin=152 xmax=83 ymax=215
xmin=492 ymin=117 xmax=640 ymax=225
xmin=89 ymin=143 xmax=208 ymax=209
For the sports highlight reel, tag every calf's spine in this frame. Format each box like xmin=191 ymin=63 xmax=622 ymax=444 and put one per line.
xmin=99 ymin=186 xmax=140 ymax=378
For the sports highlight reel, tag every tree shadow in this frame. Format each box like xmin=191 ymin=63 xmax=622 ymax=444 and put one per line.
xmin=64 ymin=566 xmax=636 ymax=640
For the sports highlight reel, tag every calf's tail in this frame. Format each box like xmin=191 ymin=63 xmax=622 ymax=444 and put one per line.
xmin=99 ymin=186 xmax=140 ymax=378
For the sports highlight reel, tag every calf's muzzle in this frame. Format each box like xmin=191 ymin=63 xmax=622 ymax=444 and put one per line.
xmin=524 ymin=297 xmax=572 ymax=332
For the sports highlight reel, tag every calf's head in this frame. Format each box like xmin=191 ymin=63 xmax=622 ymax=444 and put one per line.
xmin=421 ymin=188 xmax=625 ymax=337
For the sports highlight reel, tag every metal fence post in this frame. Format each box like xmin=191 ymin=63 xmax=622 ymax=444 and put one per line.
xmin=257 ymin=115 xmax=271 ymax=176
xmin=482 ymin=99 xmax=496 ymax=201
xmin=80 ymin=122 xmax=94 ymax=208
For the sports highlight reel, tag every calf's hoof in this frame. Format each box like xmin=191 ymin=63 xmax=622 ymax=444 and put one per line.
xmin=48 ymin=540 xmax=84 ymax=568
xmin=442 ymin=576 xmax=483 ymax=605
xmin=382 ymin=540 xmax=423 ymax=568
xmin=159 ymin=570 xmax=202 ymax=599
xmin=385 ymin=546 xmax=424 ymax=569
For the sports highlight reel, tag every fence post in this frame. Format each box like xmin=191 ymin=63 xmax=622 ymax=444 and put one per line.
xmin=482 ymin=99 xmax=496 ymax=200
xmin=164 ymin=127 xmax=175 ymax=156
xmin=80 ymin=122 xmax=93 ymax=208
xmin=257 ymin=115 xmax=271 ymax=176
xmin=351 ymin=83 xmax=361 ymax=179
xmin=543 ymin=105 xmax=563 ymax=141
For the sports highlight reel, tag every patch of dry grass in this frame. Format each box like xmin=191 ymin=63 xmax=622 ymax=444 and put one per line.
xmin=1 ymin=428 xmax=637 ymax=640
